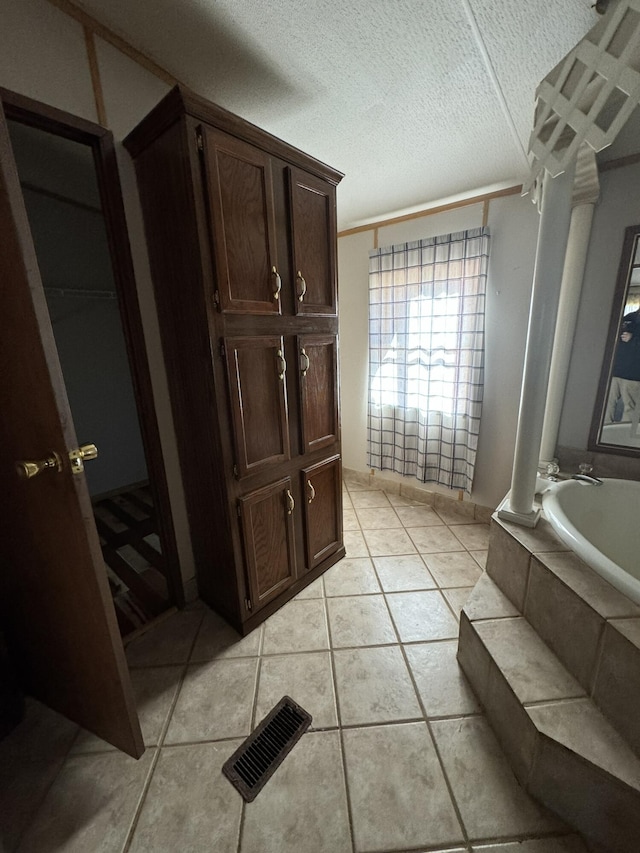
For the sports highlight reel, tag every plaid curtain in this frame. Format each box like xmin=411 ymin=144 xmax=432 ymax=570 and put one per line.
xmin=367 ymin=227 xmax=490 ymax=494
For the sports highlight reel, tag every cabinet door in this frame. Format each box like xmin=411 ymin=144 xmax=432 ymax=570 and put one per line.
xmin=225 ymin=336 xmax=290 ymax=477
xmin=301 ymin=456 xmax=342 ymax=571
xmin=288 ymin=167 xmax=337 ymax=316
xmin=298 ymin=334 xmax=339 ymax=454
xmin=202 ymin=127 xmax=281 ymax=314
xmin=239 ymin=478 xmax=297 ymax=610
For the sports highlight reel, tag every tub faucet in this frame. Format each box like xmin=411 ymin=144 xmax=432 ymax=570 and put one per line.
xmin=572 ymin=473 xmax=603 ymax=485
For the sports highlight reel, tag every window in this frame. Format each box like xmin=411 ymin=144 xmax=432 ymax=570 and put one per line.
xmin=367 ymin=227 xmax=490 ymax=493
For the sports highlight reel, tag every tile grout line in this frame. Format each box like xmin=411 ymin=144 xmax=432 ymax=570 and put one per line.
xmin=121 ymin=709 xmax=487 ymax=752
xmin=323 ymin=582 xmax=358 ymax=853
xmin=120 ymin=609 xmax=206 ymax=853
xmin=370 ymin=515 xmax=473 ymax=852
xmin=236 ymin=646 xmax=265 ymax=853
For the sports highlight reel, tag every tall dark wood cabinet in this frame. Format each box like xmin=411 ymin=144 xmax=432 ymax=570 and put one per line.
xmin=124 ymin=87 xmax=345 ymax=634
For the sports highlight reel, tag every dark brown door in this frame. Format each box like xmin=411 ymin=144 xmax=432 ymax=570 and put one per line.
xmin=0 ymin=103 xmax=143 ymax=758
xmin=224 ymin=336 xmax=291 ymax=477
xmin=201 ymin=126 xmax=281 ymax=314
xmin=239 ymin=478 xmax=297 ymax=610
xmin=289 ymin=167 xmax=337 ymax=316
xmin=301 ymin=456 xmax=342 ymax=571
xmin=299 ymin=334 xmax=339 ymax=454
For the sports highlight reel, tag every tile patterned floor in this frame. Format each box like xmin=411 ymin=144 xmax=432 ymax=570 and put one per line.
xmin=0 ymin=475 xmax=589 ymax=853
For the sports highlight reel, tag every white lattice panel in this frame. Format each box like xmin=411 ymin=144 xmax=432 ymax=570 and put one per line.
xmin=527 ymin=0 xmax=640 ymax=188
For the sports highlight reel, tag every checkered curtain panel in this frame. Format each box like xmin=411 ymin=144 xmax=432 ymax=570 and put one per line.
xmin=367 ymin=227 xmax=490 ymax=494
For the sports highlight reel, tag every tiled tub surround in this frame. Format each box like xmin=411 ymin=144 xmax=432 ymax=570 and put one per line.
xmin=0 ymin=472 xmax=590 ymax=853
xmin=458 ymin=511 xmax=640 ymax=853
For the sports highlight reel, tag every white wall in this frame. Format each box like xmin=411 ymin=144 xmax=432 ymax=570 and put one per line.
xmin=0 ymin=0 xmax=195 ymax=582
xmin=338 ymin=192 xmax=540 ymax=509
xmin=559 ymin=160 xmax=640 ymax=449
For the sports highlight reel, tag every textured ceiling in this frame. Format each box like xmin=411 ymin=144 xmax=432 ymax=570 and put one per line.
xmin=75 ymin=0 xmax=598 ymax=228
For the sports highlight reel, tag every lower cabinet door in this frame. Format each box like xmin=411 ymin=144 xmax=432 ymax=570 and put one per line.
xmin=239 ymin=477 xmax=297 ymax=611
xmin=301 ymin=455 xmax=342 ymax=571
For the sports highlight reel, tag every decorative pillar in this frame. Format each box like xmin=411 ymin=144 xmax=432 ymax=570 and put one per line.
xmin=539 ymin=144 xmax=600 ymax=466
xmin=498 ymin=161 xmax=575 ymax=526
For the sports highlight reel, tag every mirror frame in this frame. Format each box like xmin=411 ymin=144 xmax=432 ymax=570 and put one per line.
xmin=589 ymin=222 xmax=640 ymax=457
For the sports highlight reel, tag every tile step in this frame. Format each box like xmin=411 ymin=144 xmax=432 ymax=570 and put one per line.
xmin=458 ymin=586 xmax=640 ymax=853
xmin=484 ymin=516 xmax=640 ymax=756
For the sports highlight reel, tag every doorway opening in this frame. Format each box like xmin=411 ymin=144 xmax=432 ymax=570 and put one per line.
xmin=4 ymin=92 xmax=183 ymax=635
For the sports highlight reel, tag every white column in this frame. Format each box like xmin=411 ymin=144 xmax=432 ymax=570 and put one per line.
xmin=539 ymin=145 xmax=600 ymax=465
xmin=498 ymin=162 xmax=575 ymax=526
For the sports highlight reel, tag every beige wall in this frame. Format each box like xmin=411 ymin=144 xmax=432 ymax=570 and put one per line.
xmin=338 ymin=192 xmax=540 ymax=510
xmin=0 ymin=0 xmax=195 ymax=583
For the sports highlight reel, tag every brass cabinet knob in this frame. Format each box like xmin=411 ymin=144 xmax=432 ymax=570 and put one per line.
xmin=307 ymin=480 xmax=316 ymax=504
xmin=276 ymin=349 xmax=287 ymax=381
xmin=285 ymin=489 xmax=295 ymax=515
xmin=271 ymin=266 xmax=282 ymax=301
xmin=300 ymin=348 xmax=310 ymax=377
xmin=296 ymin=271 xmax=307 ymax=302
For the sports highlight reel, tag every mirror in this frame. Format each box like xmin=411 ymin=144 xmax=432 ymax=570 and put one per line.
xmin=590 ymin=223 xmax=640 ymax=454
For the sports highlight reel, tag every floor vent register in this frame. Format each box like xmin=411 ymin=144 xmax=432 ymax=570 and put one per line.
xmin=222 ymin=696 xmax=312 ymax=802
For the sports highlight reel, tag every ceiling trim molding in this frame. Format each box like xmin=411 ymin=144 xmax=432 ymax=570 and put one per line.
xmin=83 ymin=26 xmax=107 ymax=126
xmin=462 ymin=0 xmax=530 ymax=169
xmin=337 ymin=184 xmax=522 ymax=238
xmin=599 ymin=150 xmax=640 ymax=171
xmin=45 ymin=0 xmax=179 ymax=87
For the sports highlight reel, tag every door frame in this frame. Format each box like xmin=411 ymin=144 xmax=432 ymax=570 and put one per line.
xmin=0 ymin=87 xmax=185 ymax=609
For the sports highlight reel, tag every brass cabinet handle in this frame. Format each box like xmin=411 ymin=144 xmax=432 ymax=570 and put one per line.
xmin=300 ymin=348 xmax=310 ymax=377
xmin=276 ymin=349 xmax=287 ymax=380
xmin=68 ymin=443 xmax=99 ymax=475
xmin=271 ymin=266 xmax=282 ymax=301
xmin=16 ymin=451 xmax=62 ymax=480
xmin=285 ymin=489 xmax=295 ymax=515
xmin=296 ymin=271 xmax=307 ymax=302
xmin=307 ymin=480 xmax=316 ymax=504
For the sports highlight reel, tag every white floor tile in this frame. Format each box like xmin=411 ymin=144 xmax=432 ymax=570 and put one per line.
xmin=240 ymin=731 xmax=351 ymax=853
xmin=343 ymin=722 xmax=464 ymax=851
xmin=255 ymin=652 xmax=337 ymax=729
xmin=334 ymin=645 xmax=422 ymax=725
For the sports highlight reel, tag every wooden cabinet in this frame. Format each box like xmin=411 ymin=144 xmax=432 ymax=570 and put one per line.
xmin=239 ymin=478 xmax=297 ymax=609
xmin=289 ymin=168 xmax=337 ymax=316
xmin=224 ymin=336 xmax=290 ymax=477
xmin=302 ymin=455 xmax=342 ymax=571
xmin=125 ymin=87 xmax=344 ymax=633
xmin=299 ymin=334 xmax=339 ymax=454
xmin=201 ymin=128 xmax=281 ymax=315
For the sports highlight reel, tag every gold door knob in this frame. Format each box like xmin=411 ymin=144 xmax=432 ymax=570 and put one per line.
xmin=15 ymin=451 xmax=62 ymax=480
xmin=68 ymin=443 xmax=98 ymax=475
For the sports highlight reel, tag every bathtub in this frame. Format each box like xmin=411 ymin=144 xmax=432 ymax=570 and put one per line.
xmin=541 ymin=477 xmax=640 ymax=606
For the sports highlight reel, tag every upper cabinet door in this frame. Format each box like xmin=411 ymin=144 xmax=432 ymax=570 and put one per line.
xmin=224 ymin=336 xmax=291 ymax=477
xmin=298 ymin=334 xmax=339 ymax=454
xmin=201 ymin=127 xmax=281 ymax=314
xmin=288 ymin=167 xmax=337 ymax=316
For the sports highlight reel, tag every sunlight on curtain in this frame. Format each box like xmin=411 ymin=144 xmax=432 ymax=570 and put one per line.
xmin=367 ymin=227 xmax=490 ymax=493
